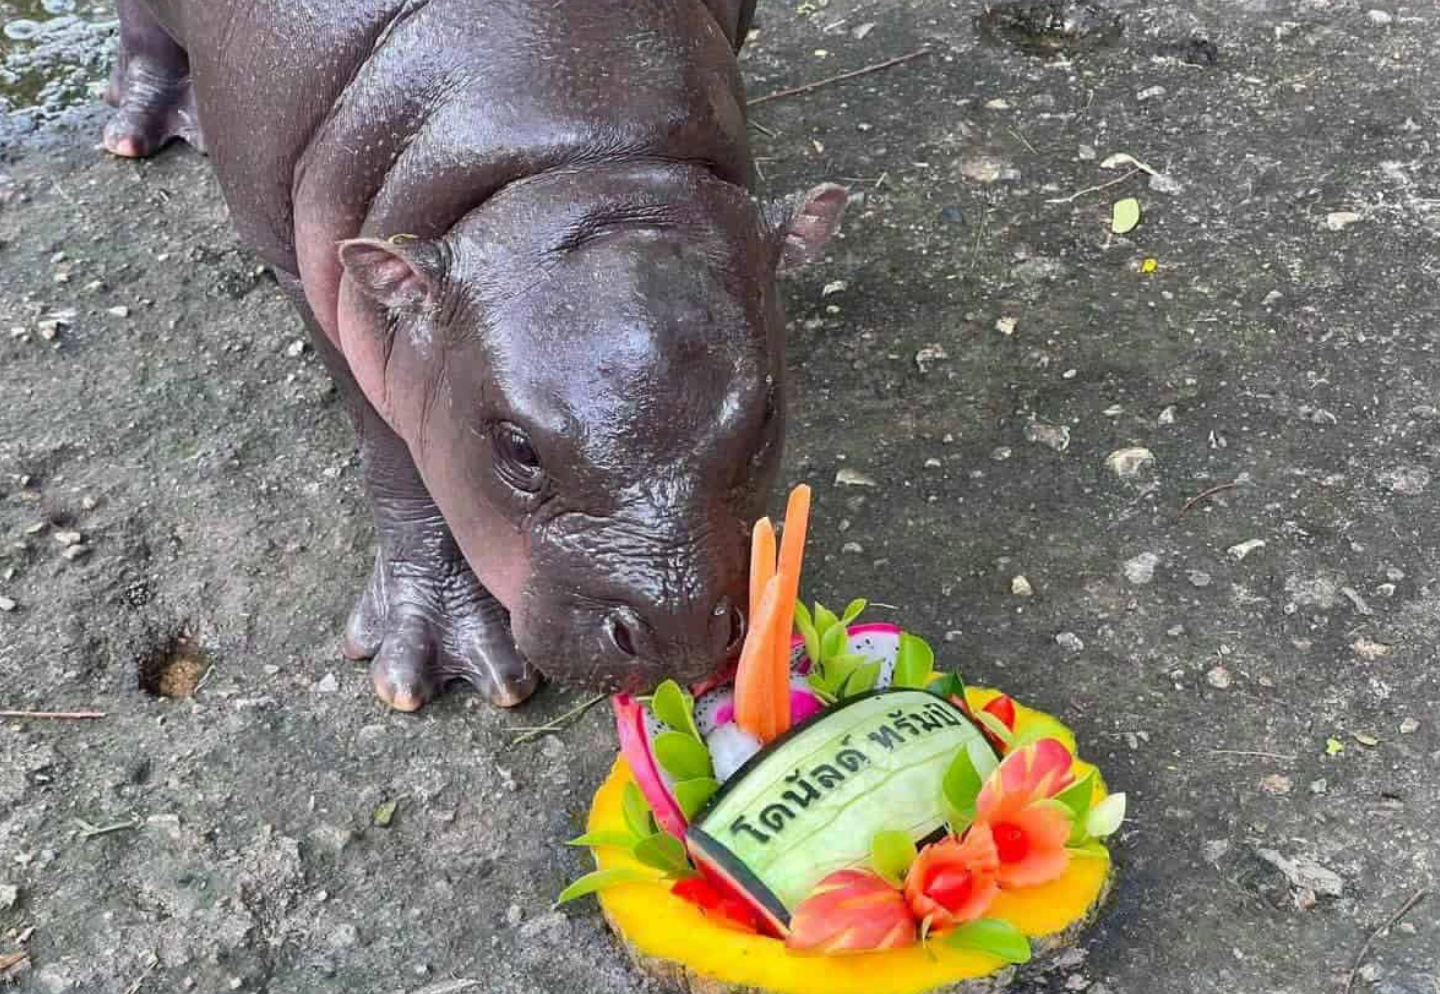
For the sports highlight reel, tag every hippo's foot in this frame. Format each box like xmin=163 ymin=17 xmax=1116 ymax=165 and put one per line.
xmin=102 ymin=0 xmax=204 ymax=159
xmin=342 ymin=549 xmax=541 ymax=712
xmin=103 ymin=60 xmax=205 ymax=159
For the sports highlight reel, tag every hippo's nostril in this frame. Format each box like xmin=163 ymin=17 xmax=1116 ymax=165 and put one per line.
xmin=606 ymin=609 xmax=641 ymax=658
xmin=724 ymin=602 xmax=746 ymax=654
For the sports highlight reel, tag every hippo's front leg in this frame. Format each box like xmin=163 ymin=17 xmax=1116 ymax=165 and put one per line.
xmin=276 ymin=276 xmax=540 ymax=711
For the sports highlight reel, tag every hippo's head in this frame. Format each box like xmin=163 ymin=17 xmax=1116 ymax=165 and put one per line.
xmin=334 ymin=164 xmax=846 ymax=693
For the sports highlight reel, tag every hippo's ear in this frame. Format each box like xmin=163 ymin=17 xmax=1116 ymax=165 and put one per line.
xmin=338 ymin=238 xmax=447 ymax=310
xmin=766 ymin=183 xmax=849 ymax=270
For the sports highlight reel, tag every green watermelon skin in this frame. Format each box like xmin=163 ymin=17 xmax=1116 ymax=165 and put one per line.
xmin=686 ymin=689 xmax=989 ymax=921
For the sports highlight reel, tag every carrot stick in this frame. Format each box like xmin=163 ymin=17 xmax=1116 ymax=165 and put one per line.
xmin=770 ymin=485 xmax=812 ymax=737
xmin=749 ymin=518 xmax=776 ymax=625
xmin=735 ymin=575 xmax=783 ymax=741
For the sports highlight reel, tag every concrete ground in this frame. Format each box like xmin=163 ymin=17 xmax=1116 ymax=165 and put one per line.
xmin=2 ymin=0 xmax=1438 ymax=992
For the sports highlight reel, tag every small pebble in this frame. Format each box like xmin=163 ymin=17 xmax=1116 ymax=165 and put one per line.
xmin=991 ymin=446 xmax=1012 ymax=461
xmin=1259 ymin=774 xmax=1293 ymax=795
xmin=995 ymin=316 xmax=1018 ymax=336
xmin=1024 ymin=421 xmax=1071 ymax=453
xmin=1351 ymin=637 xmax=1392 ymax=660
xmin=1011 ymin=575 xmax=1034 ymax=597
xmin=1378 ymin=466 xmax=1430 ymax=496
xmin=1366 ymin=9 xmax=1393 ymax=25
xmin=1137 ymin=85 xmax=1167 ymax=102
xmin=1055 ymin=632 xmax=1085 ymax=653
xmin=1123 ymin=552 xmax=1160 ymax=585
xmin=53 ymin=530 xmax=82 ymax=546
xmin=0 ymin=883 xmax=17 ymax=910
xmin=914 ymin=343 xmax=949 ymax=372
xmin=316 ymin=672 xmax=339 ymax=693
xmin=1310 ymin=779 xmax=1328 ymax=795
xmin=60 ymin=545 xmax=91 ymax=561
xmin=1399 ymin=718 xmax=1419 ymax=734
xmin=1325 ymin=211 xmax=1363 ymax=231
xmin=107 ymin=306 xmax=130 ymax=318
xmin=841 ymin=542 xmax=864 ymax=555
xmin=1206 ymin=665 xmax=1233 ymax=689
xmin=1227 ymin=539 xmax=1266 ymax=561
xmin=1158 ymin=406 xmax=1177 ymax=425
xmin=0 ymin=596 xmax=19 ymax=613
xmin=834 ymin=468 xmax=878 ymax=488
xmin=505 ymin=904 xmax=524 ymax=927
xmin=286 ymin=340 xmax=308 ymax=358
xmin=1104 ymin=447 xmax=1156 ymax=480
xmin=1188 ymin=570 xmax=1212 ymax=588
xmin=327 ymin=923 xmax=360 ymax=950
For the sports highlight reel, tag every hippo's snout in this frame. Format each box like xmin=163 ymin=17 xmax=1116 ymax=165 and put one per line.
xmin=603 ymin=596 xmax=746 ymax=680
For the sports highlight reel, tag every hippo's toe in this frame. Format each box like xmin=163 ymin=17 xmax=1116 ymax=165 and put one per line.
xmin=102 ymin=57 xmax=206 ymax=159
xmin=343 ymin=551 xmax=541 ymax=712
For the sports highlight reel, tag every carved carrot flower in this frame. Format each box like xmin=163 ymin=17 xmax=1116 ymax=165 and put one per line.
xmin=903 ymin=824 xmax=1000 ymax=929
xmin=786 ymin=869 xmax=918 ymax=954
xmin=973 ymin=738 xmax=1077 ymax=889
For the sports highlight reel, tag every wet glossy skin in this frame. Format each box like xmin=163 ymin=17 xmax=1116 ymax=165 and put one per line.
xmin=102 ymin=0 xmax=846 ymax=706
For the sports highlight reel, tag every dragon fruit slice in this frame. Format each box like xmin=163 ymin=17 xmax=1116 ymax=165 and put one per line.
xmin=791 ymin=621 xmax=905 ymax=686
xmin=613 ymin=695 xmax=689 ymax=838
xmin=698 ymin=675 xmax=827 ymax=783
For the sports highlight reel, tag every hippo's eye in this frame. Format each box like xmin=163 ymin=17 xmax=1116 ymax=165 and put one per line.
xmin=492 ymin=422 xmax=544 ymax=492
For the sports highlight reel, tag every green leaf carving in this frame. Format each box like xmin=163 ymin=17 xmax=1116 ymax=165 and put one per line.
xmin=651 ymin=680 xmax=702 ymax=742
xmin=894 ymin=633 xmax=936 ymax=689
xmin=814 ymin=602 xmax=841 ymax=639
xmin=674 ymin=777 xmax=721 ymax=820
xmin=872 ymin=829 xmax=919 ymax=886
xmin=1054 ymin=771 xmax=1096 ymax=822
xmin=566 ymin=831 xmax=639 ymax=850
xmin=654 ymin=731 xmax=713 ymax=782
xmin=794 ymin=604 xmax=821 ymax=666
xmin=841 ymin=598 xmax=868 ymax=626
xmin=621 ymin=783 xmax=653 ymax=840
xmin=975 ymin=710 xmax=1015 ymax=748
xmin=1085 ymin=792 xmax=1127 ymax=838
xmin=945 ymin=918 xmax=1032 ymax=964
xmin=967 ymin=737 xmax=999 ymax=782
xmin=843 ymin=660 xmax=883 ymax=698
xmin=556 ymin=867 xmax=654 ymax=905
xmin=943 ymin=745 xmax=985 ymax=827
xmin=633 ymin=832 xmax=697 ymax=879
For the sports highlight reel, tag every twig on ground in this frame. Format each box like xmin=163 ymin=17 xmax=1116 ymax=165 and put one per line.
xmin=511 ymin=694 xmax=607 ymax=746
xmin=968 ymin=192 xmax=991 ymax=274
xmin=0 ymin=710 xmax=106 ymax=720
xmin=1045 ymin=168 xmax=1140 ymax=205
xmin=193 ymin=663 xmax=217 ymax=695
xmin=749 ymin=48 xmax=933 ymax=106
xmin=1007 ymin=127 xmax=1039 ymax=156
xmin=1345 ymin=890 xmax=1428 ymax=994
xmin=122 ymin=960 xmax=157 ymax=994
xmin=75 ymin=817 xmax=143 ymax=840
xmin=747 ymin=119 xmax=777 ymax=138
xmin=1181 ymin=482 xmax=1238 ymax=515
xmin=1210 ymin=749 xmax=1298 ymax=761
xmin=0 ymin=951 xmax=30 ymax=975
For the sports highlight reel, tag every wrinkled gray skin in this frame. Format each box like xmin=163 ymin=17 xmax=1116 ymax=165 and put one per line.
xmin=102 ymin=0 xmax=848 ymax=710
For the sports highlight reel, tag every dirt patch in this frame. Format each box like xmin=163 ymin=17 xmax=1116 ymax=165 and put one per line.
xmin=135 ymin=628 xmax=207 ymax=698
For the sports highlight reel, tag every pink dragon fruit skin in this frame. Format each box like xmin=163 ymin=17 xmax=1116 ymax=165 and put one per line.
xmin=613 ymin=694 xmax=689 ymax=837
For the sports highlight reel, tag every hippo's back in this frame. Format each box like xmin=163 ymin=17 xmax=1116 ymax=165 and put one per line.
xmin=143 ymin=0 xmax=755 ymax=275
